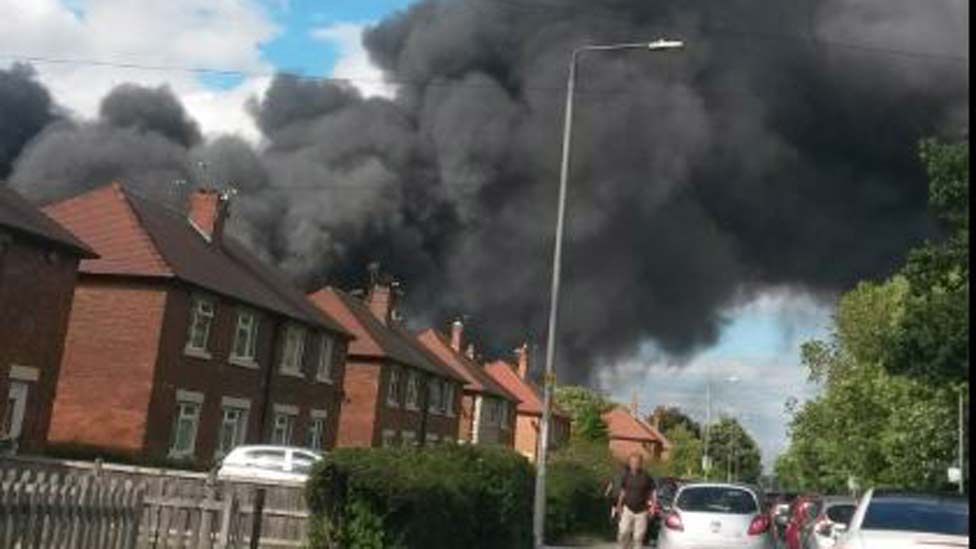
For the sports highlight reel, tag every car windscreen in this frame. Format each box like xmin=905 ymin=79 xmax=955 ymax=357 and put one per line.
xmin=825 ymin=504 xmax=855 ymax=525
xmin=676 ymin=487 xmax=758 ymax=514
xmin=861 ymin=500 xmax=969 ymax=536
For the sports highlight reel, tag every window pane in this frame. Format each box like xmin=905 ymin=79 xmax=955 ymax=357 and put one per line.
xmin=318 ymin=336 xmax=334 ymax=379
xmin=171 ymin=402 xmax=199 ymax=454
xmin=676 ymin=487 xmax=758 ymax=514
xmin=826 ymin=504 xmax=855 ymax=525
xmin=861 ymin=500 xmax=969 ymax=535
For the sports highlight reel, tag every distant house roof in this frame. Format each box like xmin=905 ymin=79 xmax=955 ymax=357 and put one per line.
xmin=43 ymin=183 xmax=349 ymax=336
xmin=484 ymin=360 xmax=569 ymax=419
xmin=415 ymin=329 xmax=519 ymax=402
xmin=307 ymin=287 xmax=465 ymax=382
xmin=0 ymin=185 xmax=96 ymax=258
xmin=603 ymin=407 xmax=672 ymax=448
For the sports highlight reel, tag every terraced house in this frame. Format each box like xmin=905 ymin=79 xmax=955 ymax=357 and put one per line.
xmin=0 ymin=187 xmax=96 ymax=455
xmin=42 ymin=183 xmax=352 ymax=466
xmin=308 ymin=278 xmax=467 ymax=448
xmin=416 ymin=321 xmax=519 ymax=446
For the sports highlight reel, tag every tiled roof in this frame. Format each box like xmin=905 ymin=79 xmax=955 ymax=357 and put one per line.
xmin=43 ymin=183 xmax=349 ymax=336
xmin=415 ymin=329 xmax=519 ymax=402
xmin=484 ymin=360 xmax=569 ymax=418
xmin=0 ymin=185 xmax=96 ymax=257
xmin=308 ymin=287 xmax=465 ymax=382
xmin=603 ymin=407 xmax=672 ymax=448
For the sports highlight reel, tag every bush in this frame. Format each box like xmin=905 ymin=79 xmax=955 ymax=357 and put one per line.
xmin=545 ymin=440 xmax=618 ymax=543
xmin=306 ymin=444 xmax=534 ymax=549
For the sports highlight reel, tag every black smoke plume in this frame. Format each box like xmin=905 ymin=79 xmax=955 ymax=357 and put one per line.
xmin=4 ymin=0 xmax=969 ymax=382
xmin=0 ymin=64 xmax=58 ymax=179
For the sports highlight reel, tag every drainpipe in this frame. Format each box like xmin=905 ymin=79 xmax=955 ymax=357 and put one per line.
xmin=257 ymin=317 xmax=282 ymax=442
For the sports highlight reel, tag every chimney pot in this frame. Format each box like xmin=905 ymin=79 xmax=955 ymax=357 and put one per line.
xmin=450 ymin=319 xmax=463 ymax=352
xmin=188 ymin=189 xmax=229 ymax=245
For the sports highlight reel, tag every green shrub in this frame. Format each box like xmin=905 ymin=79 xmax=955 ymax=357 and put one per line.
xmin=306 ymin=444 xmax=534 ymax=549
xmin=545 ymin=440 xmax=618 ymax=543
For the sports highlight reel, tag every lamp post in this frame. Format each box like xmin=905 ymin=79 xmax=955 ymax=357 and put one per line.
xmin=703 ymin=375 xmax=738 ymax=481
xmin=532 ymin=38 xmax=684 ymax=548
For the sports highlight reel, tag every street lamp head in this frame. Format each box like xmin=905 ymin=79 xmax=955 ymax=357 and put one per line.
xmin=648 ymin=39 xmax=684 ymax=50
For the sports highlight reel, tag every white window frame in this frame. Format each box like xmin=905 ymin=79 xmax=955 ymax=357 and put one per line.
xmin=316 ymin=334 xmax=335 ymax=382
xmin=404 ymin=371 xmax=420 ymax=410
xmin=427 ymin=380 xmax=442 ymax=415
xmin=271 ymin=405 xmax=297 ymax=445
xmin=386 ymin=367 xmax=401 ymax=408
xmin=216 ymin=404 xmax=249 ymax=458
xmin=306 ymin=417 xmax=326 ymax=450
xmin=279 ymin=324 xmax=306 ymax=376
xmin=401 ymin=430 xmax=417 ymax=447
xmin=381 ymin=429 xmax=397 ymax=448
xmin=230 ymin=309 xmax=259 ymax=365
xmin=169 ymin=392 xmax=203 ymax=458
xmin=185 ymin=296 xmax=215 ymax=355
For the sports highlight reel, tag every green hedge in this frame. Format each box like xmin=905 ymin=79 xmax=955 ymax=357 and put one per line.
xmin=306 ymin=444 xmax=535 ymax=549
xmin=545 ymin=441 xmax=617 ymax=543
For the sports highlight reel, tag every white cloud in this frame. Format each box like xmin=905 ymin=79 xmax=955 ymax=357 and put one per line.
xmin=0 ymin=0 xmax=278 ymax=141
xmin=595 ymin=290 xmax=832 ymax=471
xmin=311 ymin=22 xmax=397 ymax=99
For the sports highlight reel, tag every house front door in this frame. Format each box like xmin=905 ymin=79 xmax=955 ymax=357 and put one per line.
xmin=3 ymin=381 xmax=28 ymax=441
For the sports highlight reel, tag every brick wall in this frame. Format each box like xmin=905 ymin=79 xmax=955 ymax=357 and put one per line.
xmin=47 ymin=277 xmax=167 ymax=455
xmin=514 ymin=414 xmax=540 ymax=460
xmin=336 ymin=360 xmax=382 ymax=447
xmin=147 ymin=284 xmax=347 ymax=466
xmin=0 ymin=236 xmax=80 ymax=453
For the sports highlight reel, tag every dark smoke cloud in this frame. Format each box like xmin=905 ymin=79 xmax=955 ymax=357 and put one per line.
xmin=100 ymin=84 xmax=202 ymax=148
xmin=4 ymin=0 xmax=969 ymax=383
xmin=0 ymin=64 xmax=58 ymax=179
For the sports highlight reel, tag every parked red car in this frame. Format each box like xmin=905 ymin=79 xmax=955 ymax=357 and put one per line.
xmin=785 ymin=494 xmax=823 ymax=549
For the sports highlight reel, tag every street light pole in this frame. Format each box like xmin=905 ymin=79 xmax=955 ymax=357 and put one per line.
xmin=959 ymin=385 xmax=966 ymax=495
xmin=532 ymin=39 xmax=684 ymax=549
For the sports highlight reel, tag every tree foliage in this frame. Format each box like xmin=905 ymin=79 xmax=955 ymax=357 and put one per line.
xmin=649 ymin=406 xmax=702 ymax=439
xmin=554 ymin=385 xmax=612 ymax=443
xmin=661 ymin=424 xmax=703 ymax=479
xmin=704 ymin=417 xmax=763 ymax=484
xmin=885 ymin=139 xmax=969 ymax=385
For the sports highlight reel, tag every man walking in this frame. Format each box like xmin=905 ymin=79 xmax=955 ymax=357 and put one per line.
xmin=615 ymin=453 xmax=656 ymax=549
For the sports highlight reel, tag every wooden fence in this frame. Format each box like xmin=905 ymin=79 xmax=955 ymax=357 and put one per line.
xmin=0 ymin=456 xmax=310 ymax=549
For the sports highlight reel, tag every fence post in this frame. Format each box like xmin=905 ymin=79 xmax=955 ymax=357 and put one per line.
xmin=216 ymin=493 xmax=237 ymax=549
xmin=249 ymin=488 xmax=265 ymax=549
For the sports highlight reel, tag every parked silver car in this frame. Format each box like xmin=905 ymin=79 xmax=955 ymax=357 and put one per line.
xmin=216 ymin=445 xmax=323 ymax=484
xmin=800 ymin=496 xmax=856 ymax=549
xmin=834 ymin=489 xmax=969 ymax=549
xmin=657 ymin=483 xmax=774 ymax=549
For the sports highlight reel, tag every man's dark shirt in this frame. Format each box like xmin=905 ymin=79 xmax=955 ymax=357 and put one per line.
xmin=618 ymin=469 xmax=656 ymax=513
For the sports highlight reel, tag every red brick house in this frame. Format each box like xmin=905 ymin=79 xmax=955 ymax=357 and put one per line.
xmin=42 ymin=183 xmax=352 ymax=466
xmin=484 ymin=343 xmax=571 ymax=462
xmin=416 ymin=322 xmax=519 ymax=447
xmin=308 ymin=280 xmax=467 ymax=448
xmin=603 ymin=405 xmax=672 ymax=464
xmin=0 ymin=186 xmax=96 ymax=454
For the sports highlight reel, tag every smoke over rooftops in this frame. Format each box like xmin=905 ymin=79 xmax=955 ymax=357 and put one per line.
xmin=2 ymin=0 xmax=968 ymax=383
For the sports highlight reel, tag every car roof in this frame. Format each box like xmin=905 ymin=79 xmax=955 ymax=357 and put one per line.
xmin=869 ymin=491 xmax=969 ymax=505
xmin=227 ymin=445 xmax=323 ymax=455
xmin=677 ymin=482 xmax=761 ymax=494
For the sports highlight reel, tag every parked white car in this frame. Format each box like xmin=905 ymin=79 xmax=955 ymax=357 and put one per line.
xmin=216 ymin=445 xmax=324 ymax=484
xmin=834 ymin=489 xmax=969 ymax=549
xmin=657 ymin=483 xmax=774 ymax=549
xmin=801 ymin=496 xmax=856 ymax=549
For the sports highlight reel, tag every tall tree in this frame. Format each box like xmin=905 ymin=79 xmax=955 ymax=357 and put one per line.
xmin=649 ymin=406 xmax=702 ymax=439
xmin=704 ymin=417 xmax=762 ymax=484
xmin=886 ymin=139 xmax=969 ymax=385
xmin=661 ymin=424 xmax=703 ymax=479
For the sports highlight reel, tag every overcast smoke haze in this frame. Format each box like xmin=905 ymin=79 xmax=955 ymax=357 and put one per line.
xmin=0 ymin=0 xmax=968 ymax=385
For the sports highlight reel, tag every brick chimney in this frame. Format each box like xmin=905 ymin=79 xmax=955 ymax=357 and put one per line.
xmin=515 ymin=342 xmax=529 ymax=379
xmin=450 ymin=319 xmax=463 ymax=352
xmin=188 ymin=189 xmax=230 ymax=245
xmin=366 ymin=280 xmax=400 ymax=326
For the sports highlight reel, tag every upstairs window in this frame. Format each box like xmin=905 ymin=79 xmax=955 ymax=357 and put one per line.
xmin=405 ymin=371 xmax=420 ymax=410
xmin=280 ymin=324 xmax=306 ymax=374
xmin=317 ymin=334 xmax=335 ymax=381
xmin=186 ymin=297 xmax=214 ymax=352
xmin=231 ymin=310 xmax=259 ymax=361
